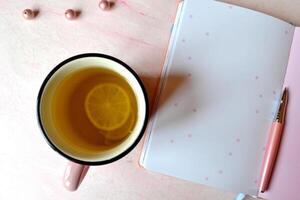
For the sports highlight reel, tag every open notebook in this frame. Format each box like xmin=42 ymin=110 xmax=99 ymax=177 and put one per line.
xmin=140 ymin=0 xmax=300 ymax=197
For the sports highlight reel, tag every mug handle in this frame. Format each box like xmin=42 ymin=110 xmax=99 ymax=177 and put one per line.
xmin=63 ymin=161 xmax=90 ymax=191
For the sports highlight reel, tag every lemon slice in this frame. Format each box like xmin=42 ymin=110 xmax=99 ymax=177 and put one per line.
xmin=85 ymin=83 xmax=130 ymax=131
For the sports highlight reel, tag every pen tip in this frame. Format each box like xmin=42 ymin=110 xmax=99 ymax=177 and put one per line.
xmin=282 ymin=87 xmax=288 ymax=100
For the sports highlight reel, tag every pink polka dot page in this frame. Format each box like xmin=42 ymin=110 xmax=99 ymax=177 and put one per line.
xmin=141 ymin=0 xmax=296 ymax=195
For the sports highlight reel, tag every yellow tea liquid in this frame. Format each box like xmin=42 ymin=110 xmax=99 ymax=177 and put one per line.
xmin=51 ymin=67 xmax=138 ymax=153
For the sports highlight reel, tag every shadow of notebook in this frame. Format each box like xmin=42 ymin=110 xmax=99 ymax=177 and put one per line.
xmin=140 ymin=0 xmax=297 ymax=195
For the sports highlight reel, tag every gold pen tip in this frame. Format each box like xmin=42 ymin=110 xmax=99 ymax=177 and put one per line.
xmin=283 ymin=87 xmax=288 ymax=95
xmin=274 ymin=87 xmax=288 ymax=122
xmin=282 ymin=87 xmax=288 ymax=102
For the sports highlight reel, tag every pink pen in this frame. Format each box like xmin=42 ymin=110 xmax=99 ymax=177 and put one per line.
xmin=259 ymin=88 xmax=288 ymax=193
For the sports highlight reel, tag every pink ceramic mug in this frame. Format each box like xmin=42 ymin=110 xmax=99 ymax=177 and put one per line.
xmin=37 ymin=53 xmax=149 ymax=191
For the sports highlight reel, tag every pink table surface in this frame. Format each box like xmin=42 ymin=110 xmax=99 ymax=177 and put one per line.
xmin=0 ymin=0 xmax=236 ymax=200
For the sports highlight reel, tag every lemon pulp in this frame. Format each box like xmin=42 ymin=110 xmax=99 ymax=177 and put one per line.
xmin=85 ymin=83 xmax=130 ymax=131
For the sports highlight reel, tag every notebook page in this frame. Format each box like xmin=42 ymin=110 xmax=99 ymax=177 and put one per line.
xmin=259 ymin=28 xmax=300 ymax=200
xmin=141 ymin=0 xmax=294 ymax=194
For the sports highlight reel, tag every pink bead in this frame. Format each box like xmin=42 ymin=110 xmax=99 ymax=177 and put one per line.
xmin=65 ymin=9 xmax=76 ymax=20
xmin=23 ymin=9 xmax=35 ymax=20
xmin=99 ymin=0 xmax=110 ymax=10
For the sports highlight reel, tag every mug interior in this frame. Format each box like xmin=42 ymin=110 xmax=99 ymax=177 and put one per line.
xmin=38 ymin=54 xmax=148 ymax=164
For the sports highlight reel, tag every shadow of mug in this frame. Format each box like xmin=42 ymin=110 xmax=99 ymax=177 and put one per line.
xmin=140 ymin=72 xmax=188 ymax=117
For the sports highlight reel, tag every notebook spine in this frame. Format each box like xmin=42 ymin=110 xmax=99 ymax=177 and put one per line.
xmin=139 ymin=1 xmax=185 ymax=167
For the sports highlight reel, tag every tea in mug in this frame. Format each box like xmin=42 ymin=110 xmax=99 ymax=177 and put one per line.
xmin=50 ymin=67 xmax=138 ymax=153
